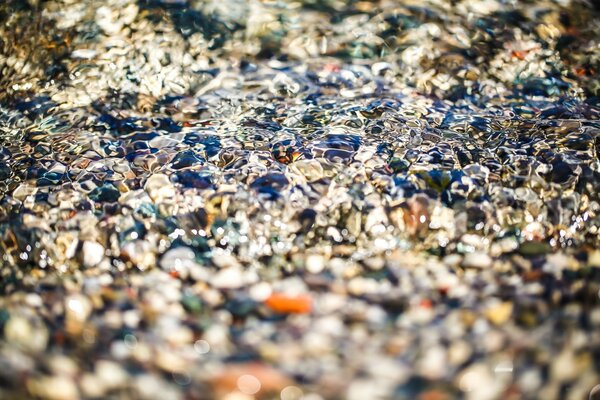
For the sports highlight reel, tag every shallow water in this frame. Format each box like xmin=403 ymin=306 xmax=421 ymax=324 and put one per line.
xmin=0 ymin=1 xmax=599 ymax=399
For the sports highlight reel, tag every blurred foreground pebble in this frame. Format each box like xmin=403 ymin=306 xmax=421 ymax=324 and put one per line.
xmin=0 ymin=0 xmax=600 ymax=399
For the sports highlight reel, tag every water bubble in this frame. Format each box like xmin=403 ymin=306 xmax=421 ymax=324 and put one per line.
xmin=237 ymin=374 xmax=261 ymax=395
xmin=194 ymin=339 xmax=211 ymax=355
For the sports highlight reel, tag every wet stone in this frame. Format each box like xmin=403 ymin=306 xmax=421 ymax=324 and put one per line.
xmin=0 ymin=0 xmax=598 ymax=399
xmin=89 ymin=184 xmax=121 ymax=203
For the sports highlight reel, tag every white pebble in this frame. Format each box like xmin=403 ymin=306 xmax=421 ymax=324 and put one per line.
xmin=82 ymin=241 xmax=105 ymax=268
xmin=305 ymin=254 xmax=325 ymax=274
xmin=462 ymin=252 xmax=492 ymax=269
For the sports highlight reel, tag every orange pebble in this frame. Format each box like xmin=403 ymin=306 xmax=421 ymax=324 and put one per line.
xmin=264 ymin=293 xmax=312 ymax=314
xmin=419 ymin=390 xmax=451 ymax=400
xmin=511 ymin=50 xmax=527 ymax=60
xmin=419 ymin=299 xmax=433 ymax=309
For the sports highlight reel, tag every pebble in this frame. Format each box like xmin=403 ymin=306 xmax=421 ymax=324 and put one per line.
xmin=484 ymin=301 xmax=513 ymax=326
xmin=5 ymin=315 xmax=48 ymax=353
xmin=211 ymin=252 xmax=242 ymax=269
xmin=305 ymin=254 xmax=325 ymax=274
xmin=363 ymin=256 xmax=385 ymax=271
xmin=65 ymin=294 xmax=93 ymax=322
xmin=27 ymin=376 xmax=78 ymax=400
xmin=457 ymin=364 xmax=503 ymax=400
xmin=443 ymin=254 xmax=463 ymax=267
xmin=48 ymin=356 xmax=78 ymax=377
xmin=82 ymin=241 xmax=105 ymax=268
xmin=0 ymin=1 xmax=598 ymax=399
xmin=95 ymin=360 xmax=129 ymax=390
xmin=417 ymin=346 xmax=447 ymax=380
xmin=518 ymin=369 xmax=542 ymax=394
xmin=155 ymin=348 xmax=187 ymax=374
xmin=211 ymin=267 xmax=246 ymax=289
xmin=249 ymin=282 xmax=273 ymax=302
xmin=121 ymin=240 xmax=156 ymax=269
xmin=135 ymin=374 xmax=182 ymax=400
xmin=80 ymin=373 xmax=106 ymax=398
xmin=159 ymin=246 xmax=197 ymax=275
xmin=145 ymin=174 xmax=176 ymax=203
xmin=448 ymin=340 xmax=472 ymax=366
xmin=462 ymin=252 xmax=492 ymax=269
xmin=265 ymin=293 xmax=312 ymax=314
xmin=589 ymin=251 xmax=600 ymax=267
xmin=551 ymin=348 xmax=578 ymax=382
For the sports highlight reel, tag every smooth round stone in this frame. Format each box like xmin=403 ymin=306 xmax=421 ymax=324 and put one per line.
xmin=121 ymin=240 xmax=156 ymax=269
xmin=12 ymin=183 xmax=37 ymax=201
xmin=456 ymin=363 xmax=502 ymax=400
xmin=551 ymin=349 xmax=578 ymax=382
xmin=348 ymin=277 xmax=378 ymax=296
xmin=80 ymin=373 xmax=106 ymax=398
xmin=417 ymin=345 xmax=447 ymax=380
xmin=65 ymin=294 xmax=93 ymax=322
xmin=448 ymin=340 xmax=472 ymax=366
xmin=111 ymin=340 xmax=131 ymax=360
xmin=518 ymin=368 xmax=542 ymax=394
xmin=5 ymin=315 xmax=48 ymax=353
xmin=95 ymin=360 xmax=128 ymax=390
xmin=485 ymin=301 xmax=513 ymax=326
xmin=154 ymin=348 xmax=188 ymax=374
xmin=144 ymin=174 xmax=176 ymax=203
xmin=164 ymin=326 xmax=194 ymax=346
xmin=48 ymin=355 xmax=79 ymax=377
xmin=160 ymin=247 xmax=199 ymax=278
xmin=463 ymin=164 xmax=490 ymax=181
xmin=135 ymin=374 xmax=182 ymax=400
xmin=519 ymin=241 xmax=552 ymax=256
xmin=89 ymin=183 xmax=120 ymax=203
xmin=289 ymin=159 xmax=324 ymax=181
xmin=589 ymin=250 xmax=600 ymax=267
xmin=363 ymin=256 xmax=385 ymax=271
xmin=305 ymin=254 xmax=325 ymax=274
xmin=160 ymin=247 xmax=195 ymax=268
xmin=491 ymin=237 xmax=519 ymax=256
xmin=249 ymin=282 xmax=272 ymax=301
xmin=365 ymin=207 xmax=388 ymax=235
xmin=462 ymin=252 xmax=492 ymax=269
xmin=443 ymin=254 xmax=463 ymax=267
xmin=211 ymin=252 xmax=241 ymax=269
xmin=25 ymin=293 xmax=43 ymax=308
xmin=203 ymin=324 xmax=231 ymax=354
xmin=211 ymin=267 xmax=245 ymax=289
xmin=27 ymin=375 xmax=79 ymax=400
xmin=347 ymin=379 xmax=390 ymax=400
xmin=82 ymin=241 xmax=105 ymax=268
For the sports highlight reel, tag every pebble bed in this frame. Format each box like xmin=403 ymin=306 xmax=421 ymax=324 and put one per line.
xmin=0 ymin=0 xmax=600 ymax=399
